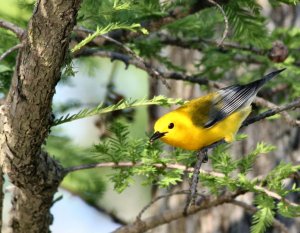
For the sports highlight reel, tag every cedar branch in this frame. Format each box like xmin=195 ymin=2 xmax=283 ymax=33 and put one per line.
xmin=64 ymin=161 xmax=299 ymax=207
xmin=0 ymin=19 xmax=25 ymax=40
xmin=113 ymin=190 xmax=243 ymax=233
xmin=0 ymin=44 xmax=22 ymax=62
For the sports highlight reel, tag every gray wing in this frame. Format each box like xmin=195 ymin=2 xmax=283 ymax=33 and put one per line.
xmin=202 ymin=69 xmax=285 ymax=128
xmin=203 ymin=84 xmax=258 ymax=128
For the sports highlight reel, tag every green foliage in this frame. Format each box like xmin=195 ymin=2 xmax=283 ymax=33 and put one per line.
xmin=225 ymin=1 xmax=269 ymax=46
xmin=53 ymin=95 xmax=185 ymax=126
xmin=94 ymin=121 xmax=145 ymax=164
xmin=251 ymin=195 xmax=275 ymax=233
xmin=78 ymin=0 xmax=170 ymax=29
xmin=277 ymin=201 xmax=300 ymax=218
xmin=265 ymin=162 xmax=299 ymax=195
xmin=0 ymin=63 xmax=13 ymax=95
xmin=237 ymin=142 xmax=276 ymax=174
xmin=0 ymin=29 xmax=19 ymax=95
xmin=166 ymin=8 xmax=223 ymax=38
xmin=92 ymin=121 xmax=195 ymax=191
xmin=72 ymin=23 xmax=148 ymax=53
xmin=211 ymin=144 xmax=236 ymax=176
xmin=158 ymin=169 xmax=183 ymax=188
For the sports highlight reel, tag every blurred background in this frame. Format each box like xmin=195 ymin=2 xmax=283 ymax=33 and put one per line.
xmin=0 ymin=0 xmax=300 ymax=233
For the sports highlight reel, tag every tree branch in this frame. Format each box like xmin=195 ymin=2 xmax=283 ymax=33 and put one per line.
xmin=158 ymin=34 xmax=300 ymax=66
xmin=184 ymin=149 xmax=207 ymax=214
xmin=243 ymin=98 xmax=300 ymax=127
xmin=64 ymin=161 xmax=299 ymax=208
xmin=113 ymin=190 xmax=242 ymax=233
xmin=102 ymin=34 xmax=171 ymax=88
xmin=0 ymin=44 xmax=23 ymax=62
xmin=207 ymin=0 xmax=229 ymax=46
xmin=251 ymin=97 xmax=300 ymax=127
xmin=158 ymin=33 xmax=266 ymax=55
xmin=64 ymin=161 xmax=224 ymax=177
xmin=75 ymin=48 xmax=210 ymax=86
xmin=0 ymin=19 xmax=25 ymax=40
xmin=136 ymin=190 xmax=190 ymax=220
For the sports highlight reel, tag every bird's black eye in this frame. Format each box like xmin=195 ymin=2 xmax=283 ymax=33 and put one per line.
xmin=168 ymin=123 xmax=174 ymax=129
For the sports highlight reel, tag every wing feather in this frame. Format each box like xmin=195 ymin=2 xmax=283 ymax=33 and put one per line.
xmin=203 ymin=84 xmax=258 ymax=128
xmin=190 ymin=69 xmax=285 ymax=128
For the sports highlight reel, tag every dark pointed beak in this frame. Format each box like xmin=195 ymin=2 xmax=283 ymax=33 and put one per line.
xmin=149 ymin=131 xmax=166 ymax=143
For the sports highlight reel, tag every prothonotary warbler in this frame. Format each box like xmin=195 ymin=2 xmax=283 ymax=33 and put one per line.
xmin=150 ymin=69 xmax=285 ymax=151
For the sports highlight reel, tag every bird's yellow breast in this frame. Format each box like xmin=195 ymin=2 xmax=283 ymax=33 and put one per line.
xmin=158 ymin=106 xmax=251 ymax=150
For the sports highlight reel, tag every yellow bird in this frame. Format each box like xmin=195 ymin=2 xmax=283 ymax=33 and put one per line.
xmin=150 ymin=69 xmax=285 ymax=151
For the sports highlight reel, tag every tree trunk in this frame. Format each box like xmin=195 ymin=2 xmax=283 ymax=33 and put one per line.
xmin=0 ymin=0 xmax=81 ymax=232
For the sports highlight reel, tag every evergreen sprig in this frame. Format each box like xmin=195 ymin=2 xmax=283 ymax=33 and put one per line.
xmin=72 ymin=23 xmax=148 ymax=53
xmin=237 ymin=142 xmax=276 ymax=175
xmin=251 ymin=195 xmax=275 ymax=233
xmin=53 ymin=95 xmax=185 ymax=126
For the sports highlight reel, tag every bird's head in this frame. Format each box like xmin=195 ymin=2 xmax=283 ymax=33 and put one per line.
xmin=149 ymin=111 xmax=193 ymax=149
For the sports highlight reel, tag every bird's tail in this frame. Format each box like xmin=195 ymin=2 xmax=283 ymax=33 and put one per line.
xmin=247 ymin=68 xmax=286 ymax=91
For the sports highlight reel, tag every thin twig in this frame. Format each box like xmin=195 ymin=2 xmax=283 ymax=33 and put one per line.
xmin=114 ymin=190 xmax=244 ymax=233
xmin=74 ymin=27 xmax=170 ymax=89
xmin=0 ymin=19 xmax=24 ymax=39
xmin=231 ymin=200 xmax=289 ymax=233
xmin=184 ymin=149 xmax=207 ymax=214
xmin=64 ymin=161 xmax=223 ymax=177
xmin=102 ymin=34 xmax=171 ymax=89
xmin=64 ymin=161 xmax=300 ymax=207
xmin=243 ymin=97 xmax=300 ymax=127
xmin=207 ymin=0 xmax=229 ymax=46
xmin=158 ymin=33 xmax=266 ymax=55
xmin=0 ymin=44 xmax=22 ymax=62
xmin=136 ymin=190 xmax=190 ymax=220
xmin=75 ymin=48 xmax=210 ymax=85
xmin=251 ymin=97 xmax=300 ymax=127
xmin=51 ymin=195 xmax=63 ymax=207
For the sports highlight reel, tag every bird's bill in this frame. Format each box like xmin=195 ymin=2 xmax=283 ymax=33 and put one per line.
xmin=149 ymin=131 xmax=166 ymax=143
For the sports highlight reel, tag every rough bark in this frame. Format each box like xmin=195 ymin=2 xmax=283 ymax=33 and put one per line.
xmin=0 ymin=169 xmax=3 ymax=232
xmin=0 ymin=0 xmax=81 ymax=232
